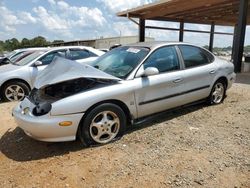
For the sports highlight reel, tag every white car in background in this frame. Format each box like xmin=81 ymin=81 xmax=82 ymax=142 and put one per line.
xmin=0 ymin=47 xmax=47 ymax=66
xmin=0 ymin=46 xmax=104 ymax=101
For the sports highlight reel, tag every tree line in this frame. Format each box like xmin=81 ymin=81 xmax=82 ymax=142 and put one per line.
xmin=1 ymin=36 xmax=250 ymax=54
xmin=0 ymin=36 xmax=64 ymax=53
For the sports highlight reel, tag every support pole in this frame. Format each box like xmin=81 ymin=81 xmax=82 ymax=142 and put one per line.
xmin=231 ymin=25 xmax=238 ymax=60
xmin=179 ymin=21 xmax=184 ymax=42
xmin=232 ymin=0 xmax=248 ymax=73
xmin=139 ymin=18 xmax=145 ymax=42
xmin=209 ymin=22 xmax=215 ymax=52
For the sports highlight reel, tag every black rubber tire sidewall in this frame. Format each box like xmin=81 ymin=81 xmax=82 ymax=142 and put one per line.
xmin=1 ymin=81 xmax=30 ymax=102
xmin=79 ymin=103 xmax=127 ymax=146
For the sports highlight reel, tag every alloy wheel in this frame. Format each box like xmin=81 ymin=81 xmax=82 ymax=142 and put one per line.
xmin=89 ymin=111 xmax=120 ymax=144
xmin=5 ymin=85 xmax=25 ymax=101
xmin=212 ymin=82 xmax=225 ymax=104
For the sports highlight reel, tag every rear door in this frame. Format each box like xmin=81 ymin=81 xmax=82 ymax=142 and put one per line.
xmin=177 ymin=45 xmax=217 ymax=103
xmin=134 ymin=46 xmax=186 ymax=118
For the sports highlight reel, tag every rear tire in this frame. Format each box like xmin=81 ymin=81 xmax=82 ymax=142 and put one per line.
xmin=79 ymin=103 xmax=126 ymax=146
xmin=1 ymin=81 xmax=30 ymax=102
xmin=207 ymin=80 xmax=226 ymax=105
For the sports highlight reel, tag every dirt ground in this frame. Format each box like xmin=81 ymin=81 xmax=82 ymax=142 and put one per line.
xmin=0 ymin=82 xmax=249 ymax=188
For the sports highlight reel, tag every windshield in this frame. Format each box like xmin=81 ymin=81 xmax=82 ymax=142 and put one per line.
xmin=17 ymin=51 xmax=46 ymax=66
xmin=6 ymin=50 xmax=18 ymax=59
xmin=9 ymin=51 xmax=27 ymax=63
xmin=89 ymin=46 xmax=150 ymax=79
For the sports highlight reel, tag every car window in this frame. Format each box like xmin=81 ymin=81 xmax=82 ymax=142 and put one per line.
xmin=144 ymin=46 xmax=180 ymax=73
xmin=179 ymin=45 xmax=210 ymax=68
xmin=39 ymin=50 xmax=66 ymax=65
xmin=69 ymin=49 xmax=97 ymax=60
xmin=9 ymin=51 xmax=24 ymax=60
xmin=10 ymin=52 xmax=25 ymax=62
xmin=203 ymin=49 xmax=215 ymax=62
xmin=6 ymin=51 xmax=17 ymax=59
xmin=90 ymin=46 xmax=149 ymax=79
xmin=17 ymin=51 xmax=46 ymax=66
xmin=88 ymin=51 xmax=98 ymax=57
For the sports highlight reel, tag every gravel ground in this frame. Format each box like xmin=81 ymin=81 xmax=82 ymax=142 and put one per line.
xmin=0 ymin=83 xmax=249 ymax=188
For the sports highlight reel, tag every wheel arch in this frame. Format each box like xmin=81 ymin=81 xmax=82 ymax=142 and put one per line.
xmin=77 ymin=99 xmax=133 ymax=137
xmin=215 ymin=76 xmax=228 ymax=89
xmin=0 ymin=78 xmax=31 ymax=91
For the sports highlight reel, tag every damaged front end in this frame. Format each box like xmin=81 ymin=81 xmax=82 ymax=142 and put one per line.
xmin=29 ymin=78 xmax=116 ymax=116
xmin=28 ymin=57 xmax=121 ymax=116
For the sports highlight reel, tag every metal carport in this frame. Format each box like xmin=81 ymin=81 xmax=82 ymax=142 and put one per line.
xmin=117 ymin=0 xmax=249 ymax=73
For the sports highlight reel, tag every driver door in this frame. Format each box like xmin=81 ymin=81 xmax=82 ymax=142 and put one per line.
xmin=134 ymin=46 xmax=186 ymax=118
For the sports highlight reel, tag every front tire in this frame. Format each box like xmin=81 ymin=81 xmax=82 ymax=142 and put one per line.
xmin=79 ymin=103 xmax=126 ymax=146
xmin=1 ymin=81 xmax=30 ymax=102
xmin=208 ymin=80 xmax=226 ymax=105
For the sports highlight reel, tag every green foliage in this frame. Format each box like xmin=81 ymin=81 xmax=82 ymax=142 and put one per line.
xmin=0 ymin=41 xmax=4 ymax=53
xmin=21 ymin=38 xmax=30 ymax=47
xmin=52 ymin=40 xmax=64 ymax=44
xmin=0 ymin=36 xmax=54 ymax=51
xmin=31 ymin=36 xmax=48 ymax=47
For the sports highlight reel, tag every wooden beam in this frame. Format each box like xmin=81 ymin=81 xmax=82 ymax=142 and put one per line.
xmin=184 ymin=29 xmax=210 ymax=34
xmin=145 ymin=24 xmax=233 ymax=36
xmin=117 ymin=0 xmax=249 ymax=26
xmin=142 ymin=0 xmax=234 ymax=19
xmin=145 ymin=26 xmax=179 ymax=31
xmin=177 ymin=8 xmax=239 ymax=22
xmin=214 ymin=32 xmax=234 ymax=35
xmin=147 ymin=17 xmax=232 ymax=26
xmin=164 ymin=1 xmax=237 ymax=18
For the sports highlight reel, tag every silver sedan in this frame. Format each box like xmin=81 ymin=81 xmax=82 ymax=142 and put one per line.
xmin=13 ymin=42 xmax=236 ymax=146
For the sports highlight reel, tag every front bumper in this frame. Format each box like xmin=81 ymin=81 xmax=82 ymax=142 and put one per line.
xmin=13 ymin=98 xmax=84 ymax=142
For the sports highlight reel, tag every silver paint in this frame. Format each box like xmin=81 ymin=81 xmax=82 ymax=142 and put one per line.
xmin=13 ymin=42 xmax=236 ymax=142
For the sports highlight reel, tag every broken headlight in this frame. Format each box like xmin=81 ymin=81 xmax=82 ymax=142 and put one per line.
xmin=32 ymin=102 xmax=52 ymax=116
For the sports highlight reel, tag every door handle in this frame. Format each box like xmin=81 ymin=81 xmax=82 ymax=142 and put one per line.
xmin=209 ymin=70 xmax=216 ymax=74
xmin=173 ymin=78 xmax=183 ymax=83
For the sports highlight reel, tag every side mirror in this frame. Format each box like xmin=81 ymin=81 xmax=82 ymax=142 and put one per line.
xmin=34 ymin=61 xmax=43 ymax=66
xmin=142 ymin=67 xmax=159 ymax=77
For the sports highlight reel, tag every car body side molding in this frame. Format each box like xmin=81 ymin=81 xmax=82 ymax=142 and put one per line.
xmin=139 ymin=85 xmax=210 ymax=105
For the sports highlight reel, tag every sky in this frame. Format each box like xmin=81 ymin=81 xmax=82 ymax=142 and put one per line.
xmin=0 ymin=0 xmax=249 ymax=47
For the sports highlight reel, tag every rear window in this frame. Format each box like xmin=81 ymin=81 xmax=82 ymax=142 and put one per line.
xmin=179 ymin=45 xmax=213 ymax=68
xmin=69 ymin=49 xmax=97 ymax=60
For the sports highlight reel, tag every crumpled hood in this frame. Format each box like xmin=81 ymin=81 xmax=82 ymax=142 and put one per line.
xmin=34 ymin=57 xmax=121 ymax=89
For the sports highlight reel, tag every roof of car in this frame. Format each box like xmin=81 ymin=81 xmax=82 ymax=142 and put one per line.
xmin=125 ymin=41 xmax=199 ymax=50
xmin=18 ymin=47 xmax=48 ymax=51
xmin=49 ymin=46 xmax=94 ymax=50
xmin=45 ymin=46 xmax=105 ymax=56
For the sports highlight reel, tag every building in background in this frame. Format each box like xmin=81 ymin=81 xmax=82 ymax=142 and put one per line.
xmin=51 ymin=36 xmax=154 ymax=49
